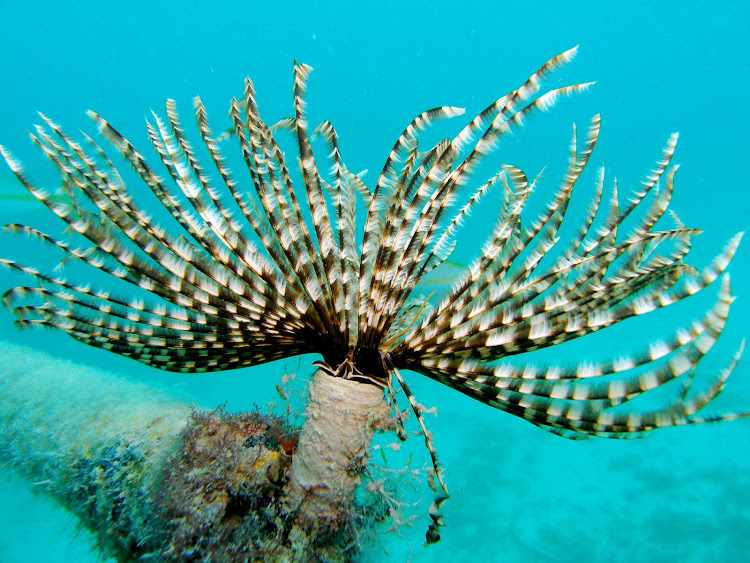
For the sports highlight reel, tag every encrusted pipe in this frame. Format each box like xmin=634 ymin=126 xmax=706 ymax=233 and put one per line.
xmin=0 ymin=341 xmax=191 ymax=559
xmin=0 ymin=342 xmax=392 ymax=561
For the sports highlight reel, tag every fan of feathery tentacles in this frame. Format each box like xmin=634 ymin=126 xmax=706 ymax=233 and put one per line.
xmin=1 ymin=47 xmax=746 ymax=543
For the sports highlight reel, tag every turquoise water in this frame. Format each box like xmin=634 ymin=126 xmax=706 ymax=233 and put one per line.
xmin=0 ymin=1 xmax=748 ymax=561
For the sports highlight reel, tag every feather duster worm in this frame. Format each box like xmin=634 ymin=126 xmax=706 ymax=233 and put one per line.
xmin=1 ymin=48 xmax=747 ymax=550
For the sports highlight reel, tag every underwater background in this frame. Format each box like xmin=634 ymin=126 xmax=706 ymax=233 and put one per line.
xmin=0 ymin=0 xmax=748 ymax=561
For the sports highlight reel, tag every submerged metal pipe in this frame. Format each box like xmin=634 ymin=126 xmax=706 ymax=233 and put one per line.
xmin=0 ymin=341 xmax=391 ymax=561
xmin=0 ymin=341 xmax=191 ymax=558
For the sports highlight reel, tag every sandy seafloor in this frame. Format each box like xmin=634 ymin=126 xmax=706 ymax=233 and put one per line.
xmin=0 ymin=1 xmax=748 ymax=561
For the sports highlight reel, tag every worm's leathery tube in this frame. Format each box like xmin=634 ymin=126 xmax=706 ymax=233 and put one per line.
xmin=285 ymin=370 xmax=392 ymax=529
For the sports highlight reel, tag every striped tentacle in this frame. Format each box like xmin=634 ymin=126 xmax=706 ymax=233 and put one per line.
xmin=446 ymin=46 xmax=580 ymax=158
xmin=160 ymin=98 xmax=290 ymax=298
xmin=2 ymin=251 xmax=305 ymax=341
xmin=437 ymin=345 xmax=742 ymax=438
xmin=497 ymin=178 xmax=691 ymax=331
xmin=406 ymin=231 xmax=739 ymax=361
xmin=417 ymin=274 xmax=730 ymax=392
xmin=361 ymin=139 xmax=455 ymax=347
xmin=1 ymin=224 xmax=305 ymax=341
xmin=361 ymin=139 xmax=421 ymax=314
xmin=552 ymin=237 xmax=683 ymax=302
xmin=1 ymin=280 xmax=267 ymax=340
xmin=382 ymin=356 xmax=449 ymax=545
xmin=340 ymin=168 xmax=362 ymax=346
xmin=233 ymin=86 xmax=306 ymax=282
xmin=553 ymin=187 xmax=684 ymax=314
xmin=359 ymin=106 xmax=465 ymax=342
xmin=164 ymin=101 xmax=319 ymax=330
xmin=3 ymin=260 xmax=313 ymax=372
xmin=15 ymin=299 xmax=306 ymax=356
xmin=633 ymin=215 xmax=694 ymax=276
xmin=19 ymin=131 xmax=236 ymax=312
xmin=535 ymin=253 xmax=687 ymax=328
xmin=0 ymin=260 xmax=207 ymax=330
xmin=361 ymin=143 xmax=458 ymax=350
xmin=642 ymin=209 xmax=694 ymax=270
xmin=390 ymin=77 xmax=595 ymax=281
xmin=144 ymin=112 xmax=299 ymax=321
xmin=564 ymin=175 xmax=621 ymax=294
xmin=88 ymin=111 xmax=241 ymax=274
xmin=1 ymin=130 xmax=315 ymax=370
xmin=315 ymin=120 xmax=360 ymax=346
xmin=291 ymin=63 xmax=343 ymax=341
xmin=574 ymin=160 xmax=676 ymax=293
xmin=396 ymin=48 xmax=582 ymax=258
xmin=363 ymin=143 xmax=459 ymax=347
xmin=616 ymin=132 xmax=679 ymax=228
xmin=557 ymin=236 xmax=689 ymax=319
xmin=30 ymin=121 xmax=302 ymax=334
xmin=397 ymin=227 xmax=720 ymax=359
xmin=572 ymin=133 xmax=680 ymax=265
xmin=36 ymin=316 xmax=310 ymax=372
xmin=441 ymin=122 xmax=593 ymax=317
xmin=192 ymin=97 xmax=325 ymax=332
xmin=409 ymin=165 xmax=530 ymax=341
xmin=33 ymin=114 xmax=126 ymax=215
xmin=507 ymin=341 xmax=743 ymax=436
xmin=545 ymin=156 xmax=686 ymax=316
xmin=439 ymin=239 xmax=690 ymax=361
xmin=227 ymin=95 xmax=335 ymax=332
xmin=381 ymin=166 xmax=523 ymax=336
xmin=396 ymin=118 xmax=600 ymax=355
xmin=383 ymin=167 xmax=528 ymax=352
xmin=567 ymin=165 xmax=606 ymax=258
xmin=429 ymin=168 xmax=510 ymax=268
xmin=415 ymin=204 xmax=691 ymax=354
xmin=81 ymin=112 xmax=308 ymax=330
xmin=313 ymin=121 xmax=347 ymax=336
xmin=236 ymin=80 xmax=335 ymax=330
xmin=408 ymin=276 xmax=738 ymax=436
xmin=373 ymin=83 xmax=595 ymax=349
xmin=47 ymin=276 xmax=296 ymax=347
xmin=625 ymin=165 xmax=676 ymax=241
